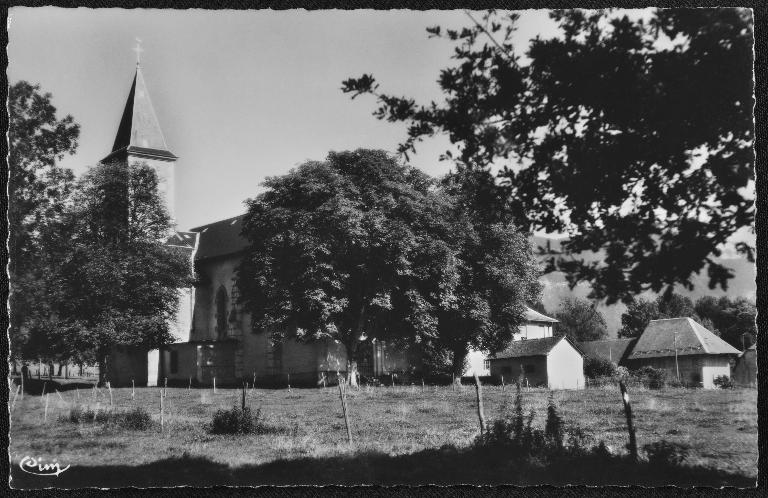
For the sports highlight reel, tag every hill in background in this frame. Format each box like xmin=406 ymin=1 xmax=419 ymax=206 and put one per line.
xmin=531 ymin=236 xmax=756 ymax=336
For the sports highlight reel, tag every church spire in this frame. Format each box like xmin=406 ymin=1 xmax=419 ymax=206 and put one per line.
xmin=104 ymin=44 xmax=177 ymax=163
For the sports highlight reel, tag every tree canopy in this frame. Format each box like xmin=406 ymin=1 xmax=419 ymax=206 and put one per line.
xmin=552 ymin=297 xmax=608 ymax=342
xmin=236 ymin=149 xmax=541 ymax=372
xmin=8 ymin=81 xmax=79 ymax=360
xmin=40 ymin=161 xmax=192 ymax=380
xmin=342 ymin=8 xmax=755 ymax=305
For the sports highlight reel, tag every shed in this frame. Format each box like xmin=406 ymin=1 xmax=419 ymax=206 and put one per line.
xmin=732 ymin=344 xmax=756 ymax=387
xmin=489 ymin=336 xmax=585 ymax=389
xmin=626 ymin=317 xmax=740 ymax=388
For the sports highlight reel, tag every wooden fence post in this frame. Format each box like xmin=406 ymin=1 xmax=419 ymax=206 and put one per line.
xmin=213 ymin=376 xmax=216 ymax=394
xmin=132 ymin=378 xmax=135 ymax=399
xmin=288 ymin=373 xmax=292 ymax=393
xmin=473 ymin=373 xmax=486 ymax=437
xmin=160 ymin=388 xmax=165 ymax=432
xmin=20 ymin=374 xmax=24 ymax=399
xmin=11 ymin=384 xmax=21 ymax=412
xmin=188 ymin=377 xmax=192 ymax=391
xmin=501 ymin=375 xmax=505 ymax=392
xmin=421 ymin=378 xmax=425 ymax=393
xmin=619 ymin=381 xmax=638 ymax=462
xmin=338 ymin=379 xmax=353 ymax=445
xmin=107 ymin=382 xmax=113 ymax=407
xmin=241 ymin=382 xmax=246 ymax=411
xmin=44 ymin=393 xmax=49 ymax=423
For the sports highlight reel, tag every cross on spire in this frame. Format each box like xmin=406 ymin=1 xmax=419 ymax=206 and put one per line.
xmin=133 ymin=38 xmax=144 ymax=66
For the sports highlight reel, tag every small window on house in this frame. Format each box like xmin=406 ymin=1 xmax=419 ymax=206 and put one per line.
xmin=170 ymin=351 xmax=178 ymax=374
xmin=483 ymin=359 xmax=490 ymax=370
xmin=524 ymin=364 xmax=536 ymax=374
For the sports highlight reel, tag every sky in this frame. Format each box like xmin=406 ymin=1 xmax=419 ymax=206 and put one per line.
xmin=8 ymin=7 xmax=562 ymax=230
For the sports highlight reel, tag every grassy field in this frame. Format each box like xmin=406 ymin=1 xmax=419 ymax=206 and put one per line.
xmin=8 ymin=381 xmax=757 ymax=487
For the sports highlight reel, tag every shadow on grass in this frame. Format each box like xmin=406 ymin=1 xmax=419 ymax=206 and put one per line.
xmin=10 ymin=444 xmax=755 ymax=489
xmin=13 ymin=378 xmax=98 ymax=395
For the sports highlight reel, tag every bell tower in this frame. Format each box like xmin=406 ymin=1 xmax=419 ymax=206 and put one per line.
xmin=102 ymin=40 xmax=178 ymax=221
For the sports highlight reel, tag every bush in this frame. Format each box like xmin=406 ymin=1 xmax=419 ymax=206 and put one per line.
xmin=643 ymin=440 xmax=690 ymax=466
xmin=208 ymin=406 xmax=292 ymax=435
xmin=713 ymin=375 xmax=734 ymax=389
xmin=209 ymin=406 xmax=260 ymax=435
xmin=60 ymin=405 xmax=153 ymax=430
xmin=116 ymin=406 xmax=153 ymax=430
xmin=633 ymin=366 xmax=667 ymax=389
xmin=584 ymin=357 xmax=618 ymax=379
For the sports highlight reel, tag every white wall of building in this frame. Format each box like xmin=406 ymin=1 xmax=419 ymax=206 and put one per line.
xmin=546 ymin=339 xmax=584 ymax=389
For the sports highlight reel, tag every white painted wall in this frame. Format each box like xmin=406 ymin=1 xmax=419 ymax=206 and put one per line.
xmin=465 ymin=349 xmax=490 ymax=376
xmin=146 ymin=349 xmax=159 ymax=386
xmin=701 ymin=356 xmax=732 ymax=389
xmin=513 ymin=322 xmax=553 ymax=341
xmin=546 ymin=339 xmax=584 ymax=389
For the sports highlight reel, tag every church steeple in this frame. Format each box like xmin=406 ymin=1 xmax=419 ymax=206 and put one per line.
xmin=104 ymin=42 xmax=178 ymax=220
xmin=106 ymin=65 xmax=177 ymax=161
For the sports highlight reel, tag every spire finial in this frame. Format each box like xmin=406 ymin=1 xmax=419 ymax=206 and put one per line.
xmin=133 ymin=38 xmax=144 ymax=67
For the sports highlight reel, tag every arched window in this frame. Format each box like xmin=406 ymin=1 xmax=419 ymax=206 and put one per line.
xmin=215 ymin=285 xmax=228 ymax=339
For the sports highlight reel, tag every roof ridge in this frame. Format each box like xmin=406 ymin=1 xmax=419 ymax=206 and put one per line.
xmin=686 ymin=317 xmax=709 ymax=353
xmin=190 ymin=213 xmax=246 ymax=232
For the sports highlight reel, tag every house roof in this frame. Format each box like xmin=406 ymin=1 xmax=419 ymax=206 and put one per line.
xmin=627 ymin=317 xmax=741 ymax=360
xmin=524 ymin=307 xmax=559 ymax=323
xmin=190 ymin=215 xmax=248 ymax=262
xmin=578 ymin=338 xmax=637 ymax=363
xmin=491 ymin=336 xmax=580 ymax=360
xmin=104 ymin=66 xmax=177 ymax=163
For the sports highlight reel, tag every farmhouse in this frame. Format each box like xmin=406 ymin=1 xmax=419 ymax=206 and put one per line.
xmin=625 ymin=318 xmax=740 ymax=389
xmin=732 ymin=344 xmax=756 ymax=387
xmin=488 ymin=335 xmax=585 ymax=389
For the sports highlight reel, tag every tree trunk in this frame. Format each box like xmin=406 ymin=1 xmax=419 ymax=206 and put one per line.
xmin=98 ymin=356 xmax=107 ymax=386
xmin=452 ymin=346 xmax=468 ymax=385
xmin=57 ymin=363 xmax=64 ymax=376
xmin=48 ymin=362 xmax=53 ymax=381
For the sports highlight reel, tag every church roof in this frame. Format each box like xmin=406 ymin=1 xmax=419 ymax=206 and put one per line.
xmin=104 ymin=66 xmax=177 ymax=163
xmin=190 ymin=215 xmax=249 ymax=262
xmin=627 ymin=317 xmax=740 ymax=359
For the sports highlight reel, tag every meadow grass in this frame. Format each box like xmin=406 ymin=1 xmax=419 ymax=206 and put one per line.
xmin=8 ymin=383 xmax=757 ymax=486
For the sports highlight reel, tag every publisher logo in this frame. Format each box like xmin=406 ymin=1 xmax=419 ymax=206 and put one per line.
xmin=19 ymin=456 xmax=70 ymax=477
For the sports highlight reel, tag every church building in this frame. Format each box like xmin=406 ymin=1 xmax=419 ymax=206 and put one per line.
xmin=106 ymin=60 xmax=560 ymax=387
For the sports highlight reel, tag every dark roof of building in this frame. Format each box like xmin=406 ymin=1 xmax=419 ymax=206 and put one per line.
xmin=165 ymin=231 xmax=197 ymax=251
xmin=524 ymin=307 xmax=559 ymax=323
xmin=491 ymin=336 xmax=581 ymax=360
xmin=627 ymin=317 xmax=740 ymax=359
xmin=190 ymin=215 xmax=248 ymax=261
xmin=105 ymin=66 xmax=177 ymax=162
xmin=578 ymin=338 xmax=637 ymax=363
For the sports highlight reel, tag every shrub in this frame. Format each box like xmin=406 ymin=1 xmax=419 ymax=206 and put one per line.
xmin=634 ymin=366 xmax=667 ymax=389
xmin=209 ymin=406 xmax=260 ymax=435
xmin=59 ymin=405 xmax=153 ymax=430
xmin=116 ymin=407 xmax=153 ymax=430
xmin=643 ymin=440 xmax=690 ymax=466
xmin=713 ymin=375 xmax=734 ymax=389
xmin=584 ymin=357 xmax=617 ymax=379
xmin=208 ymin=406 xmax=291 ymax=435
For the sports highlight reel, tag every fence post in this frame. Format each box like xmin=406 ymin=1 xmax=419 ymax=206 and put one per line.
xmin=20 ymin=374 xmax=24 ymax=399
xmin=619 ymin=381 xmax=638 ymax=462
xmin=213 ymin=376 xmax=216 ymax=394
xmin=421 ymin=378 xmax=425 ymax=393
xmin=160 ymin=388 xmax=164 ymax=432
xmin=132 ymin=378 xmax=135 ymax=399
xmin=11 ymin=384 xmax=21 ymax=412
xmin=473 ymin=373 xmax=486 ymax=437
xmin=288 ymin=373 xmax=291 ymax=393
xmin=501 ymin=375 xmax=505 ymax=392
xmin=241 ymin=382 xmax=246 ymax=411
xmin=452 ymin=374 xmax=455 ymax=391
xmin=164 ymin=377 xmax=168 ymax=396
xmin=338 ymin=379 xmax=353 ymax=445
xmin=44 ymin=393 xmax=49 ymax=423
xmin=107 ymin=382 xmax=113 ymax=407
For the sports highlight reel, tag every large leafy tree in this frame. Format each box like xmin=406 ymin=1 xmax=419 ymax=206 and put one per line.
xmin=43 ymin=161 xmax=192 ymax=382
xmin=8 ymin=81 xmax=79 ymax=361
xmin=430 ymin=173 xmax=541 ymax=379
xmin=237 ymin=149 xmax=458 ymax=360
xmin=618 ymin=292 xmax=707 ymax=338
xmin=694 ymin=296 xmax=756 ymax=349
xmin=342 ymin=8 xmax=754 ymax=304
xmin=553 ymin=297 xmax=608 ymax=342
